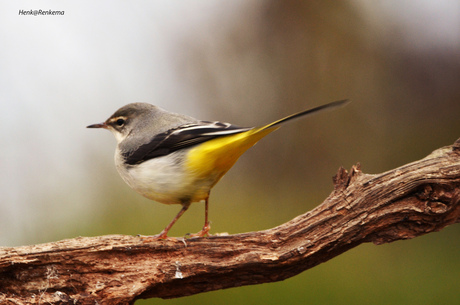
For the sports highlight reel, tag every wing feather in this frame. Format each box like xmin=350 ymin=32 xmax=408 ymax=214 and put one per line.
xmin=123 ymin=122 xmax=251 ymax=165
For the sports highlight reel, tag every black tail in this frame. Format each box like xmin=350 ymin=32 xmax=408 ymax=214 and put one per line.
xmin=262 ymin=99 xmax=350 ymax=130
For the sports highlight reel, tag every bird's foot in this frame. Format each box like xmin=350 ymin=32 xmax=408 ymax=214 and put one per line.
xmin=187 ymin=222 xmax=211 ymax=238
xmin=138 ymin=231 xmax=175 ymax=243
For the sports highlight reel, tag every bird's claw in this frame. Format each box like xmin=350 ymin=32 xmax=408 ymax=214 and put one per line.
xmin=187 ymin=222 xmax=211 ymax=238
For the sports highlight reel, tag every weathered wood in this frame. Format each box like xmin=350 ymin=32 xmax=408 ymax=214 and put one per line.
xmin=1 ymin=140 xmax=460 ymax=305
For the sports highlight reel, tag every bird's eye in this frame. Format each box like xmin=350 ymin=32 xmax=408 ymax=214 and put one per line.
xmin=116 ymin=118 xmax=125 ymax=126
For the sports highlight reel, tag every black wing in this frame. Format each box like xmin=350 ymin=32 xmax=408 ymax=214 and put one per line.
xmin=123 ymin=121 xmax=251 ymax=165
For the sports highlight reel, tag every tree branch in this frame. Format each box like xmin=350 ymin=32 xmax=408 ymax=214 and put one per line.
xmin=2 ymin=139 xmax=460 ymax=305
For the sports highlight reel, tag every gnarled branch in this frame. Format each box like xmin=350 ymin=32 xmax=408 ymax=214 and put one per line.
xmin=1 ymin=139 xmax=460 ymax=305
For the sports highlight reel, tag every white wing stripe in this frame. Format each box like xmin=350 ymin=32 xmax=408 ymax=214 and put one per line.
xmin=170 ymin=122 xmax=250 ymax=136
xmin=201 ymin=129 xmax=249 ymax=136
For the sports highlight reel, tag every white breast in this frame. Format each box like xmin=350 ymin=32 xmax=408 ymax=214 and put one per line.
xmin=114 ymin=149 xmax=213 ymax=205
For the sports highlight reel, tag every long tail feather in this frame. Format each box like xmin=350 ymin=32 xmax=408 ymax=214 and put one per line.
xmin=261 ymin=99 xmax=350 ymax=131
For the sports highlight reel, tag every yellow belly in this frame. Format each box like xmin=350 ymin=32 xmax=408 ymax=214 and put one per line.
xmin=185 ymin=127 xmax=277 ymax=188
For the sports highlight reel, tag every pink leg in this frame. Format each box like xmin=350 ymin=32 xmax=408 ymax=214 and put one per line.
xmin=142 ymin=203 xmax=190 ymax=242
xmin=189 ymin=196 xmax=211 ymax=237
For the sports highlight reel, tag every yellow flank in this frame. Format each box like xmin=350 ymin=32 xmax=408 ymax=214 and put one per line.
xmin=186 ymin=125 xmax=280 ymax=181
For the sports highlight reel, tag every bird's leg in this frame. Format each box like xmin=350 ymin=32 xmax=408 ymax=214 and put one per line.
xmin=141 ymin=203 xmax=190 ymax=242
xmin=189 ymin=196 xmax=211 ymax=237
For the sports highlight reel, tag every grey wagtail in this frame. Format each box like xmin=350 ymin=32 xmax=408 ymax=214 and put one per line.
xmin=87 ymin=99 xmax=349 ymax=239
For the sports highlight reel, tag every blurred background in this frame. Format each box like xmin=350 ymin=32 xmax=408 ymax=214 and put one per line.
xmin=1 ymin=1 xmax=459 ymax=304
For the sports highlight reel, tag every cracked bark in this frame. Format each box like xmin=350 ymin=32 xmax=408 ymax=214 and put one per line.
xmin=1 ymin=139 xmax=460 ymax=305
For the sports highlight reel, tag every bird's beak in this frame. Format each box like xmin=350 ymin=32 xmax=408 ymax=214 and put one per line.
xmin=87 ymin=122 xmax=108 ymax=129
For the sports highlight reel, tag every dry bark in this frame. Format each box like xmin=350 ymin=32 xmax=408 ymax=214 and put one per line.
xmin=1 ymin=139 xmax=460 ymax=305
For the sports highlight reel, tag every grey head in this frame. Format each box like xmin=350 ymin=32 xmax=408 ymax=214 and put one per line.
xmin=87 ymin=103 xmax=198 ymax=145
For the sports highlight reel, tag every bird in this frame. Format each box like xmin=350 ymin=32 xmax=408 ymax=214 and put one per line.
xmin=87 ymin=99 xmax=349 ymax=239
